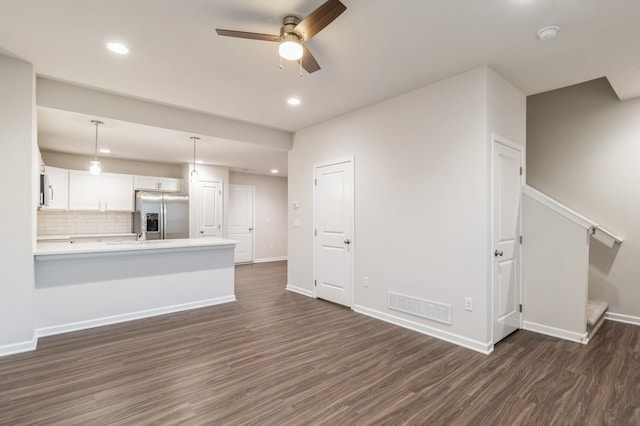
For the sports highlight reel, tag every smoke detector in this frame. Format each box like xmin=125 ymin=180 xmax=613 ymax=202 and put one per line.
xmin=537 ymin=25 xmax=560 ymax=40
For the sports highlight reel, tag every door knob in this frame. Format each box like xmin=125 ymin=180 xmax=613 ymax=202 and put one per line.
xmin=494 ymin=250 xmax=503 ymax=257
xmin=249 ymin=227 xmax=253 ymax=232
xmin=344 ymin=239 xmax=351 ymax=245
xmin=200 ymin=230 xmax=204 ymax=234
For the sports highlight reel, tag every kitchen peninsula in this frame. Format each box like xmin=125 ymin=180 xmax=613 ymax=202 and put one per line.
xmin=34 ymin=238 xmax=236 ymax=337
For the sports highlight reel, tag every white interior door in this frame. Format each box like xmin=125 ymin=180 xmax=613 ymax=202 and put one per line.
xmin=198 ymin=180 xmax=222 ymax=238
xmin=228 ymin=184 xmax=254 ymax=263
xmin=314 ymin=158 xmax=354 ymax=307
xmin=493 ymin=138 xmax=523 ymax=343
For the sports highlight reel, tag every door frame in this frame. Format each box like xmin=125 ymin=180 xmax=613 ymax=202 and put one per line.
xmin=312 ymin=156 xmax=355 ymax=308
xmin=490 ymin=133 xmax=524 ymax=346
xmin=228 ymin=183 xmax=255 ymax=263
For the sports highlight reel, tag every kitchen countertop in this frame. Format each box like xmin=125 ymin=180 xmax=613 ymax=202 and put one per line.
xmin=37 ymin=233 xmax=137 ymax=241
xmin=35 ymin=237 xmax=237 ymax=256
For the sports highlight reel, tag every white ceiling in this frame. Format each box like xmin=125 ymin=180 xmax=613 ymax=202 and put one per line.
xmin=2 ymin=0 xmax=640 ymax=174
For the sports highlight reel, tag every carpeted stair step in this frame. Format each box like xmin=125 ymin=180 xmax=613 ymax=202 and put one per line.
xmin=587 ymin=299 xmax=608 ymax=334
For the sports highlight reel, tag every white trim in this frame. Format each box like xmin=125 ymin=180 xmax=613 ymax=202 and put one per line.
xmin=353 ymin=305 xmax=493 ymax=354
xmin=492 ymin=132 xmax=522 ymax=152
xmin=0 ymin=333 xmax=38 ymax=357
xmin=312 ymin=156 xmax=355 ymax=169
xmin=592 ymin=226 xmax=623 ymax=247
xmin=605 ymin=311 xmax=640 ymax=326
xmin=285 ymin=284 xmax=315 ymax=298
xmin=36 ymin=296 xmax=235 ymax=338
xmin=253 ymin=256 xmax=287 ymax=264
xmin=522 ymin=320 xmax=588 ymax=344
xmin=523 ymin=185 xmax=595 ymax=230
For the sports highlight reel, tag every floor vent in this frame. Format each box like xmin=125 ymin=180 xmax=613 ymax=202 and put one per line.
xmin=388 ymin=292 xmax=452 ymax=325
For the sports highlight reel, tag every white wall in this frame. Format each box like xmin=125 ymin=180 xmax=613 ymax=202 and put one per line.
xmin=522 ymin=191 xmax=590 ymax=342
xmin=288 ymin=67 xmax=525 ymax=351
xmin=229 ymin=172 xmax=287 ymax=261
xmin=289 ymin=68 xmax=492 ymax=348
xmin=527 ymin=77 xmax=640 ymax=320
xmin=0 ymin=54 xmax=36 ymax=354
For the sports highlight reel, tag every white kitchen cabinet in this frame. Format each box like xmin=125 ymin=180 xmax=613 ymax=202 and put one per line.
xmin=104 ymin=174 xmax=135 ymax=211
xmin=45 ymin=166 xmax=69 ymax=210
xmin=134 ymin=175 xmax=183 ymax=192
xmin=69 ymin=171 xmax=134 ymax=211
xmin=69 ymin=171 xmax=102 ymax=211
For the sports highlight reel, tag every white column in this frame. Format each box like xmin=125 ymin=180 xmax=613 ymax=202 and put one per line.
xmin=0 ymin=54 xmax=37 ymax=355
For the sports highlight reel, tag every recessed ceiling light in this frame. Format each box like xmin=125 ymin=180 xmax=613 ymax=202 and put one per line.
xmin=537 ymin=25 xmax=560 ymax=41
xmin=287 ymin=98 xmax=301 ymax=106
xmin=270 ymin=169 xmax=279 ymax=174
xmin=106 ymin=42 xmax=129 ymax=54
xmin=99 ymin=148 xmax=111 ymax=154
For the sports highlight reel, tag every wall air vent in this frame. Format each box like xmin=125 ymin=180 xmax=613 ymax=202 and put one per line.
xmin=388 ymin=292 xmax=452 ymax=325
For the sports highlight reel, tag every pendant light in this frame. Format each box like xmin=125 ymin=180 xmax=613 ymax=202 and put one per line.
xmin=89 ymin=120 xmax=103 ymax=175
xmin=190 ymin=136 xmax=200 ymax=182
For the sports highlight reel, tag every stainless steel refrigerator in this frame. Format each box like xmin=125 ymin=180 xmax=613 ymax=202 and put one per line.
xmin=133 ymin=191 xmax=189 ymax=240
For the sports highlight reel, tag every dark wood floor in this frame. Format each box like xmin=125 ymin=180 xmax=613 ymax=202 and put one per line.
xmin=1 ymin=261 xmax=639 ymax=425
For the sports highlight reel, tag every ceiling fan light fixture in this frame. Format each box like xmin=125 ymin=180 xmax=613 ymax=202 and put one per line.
xmin=279 ymin=34 xmax=303 ymax=61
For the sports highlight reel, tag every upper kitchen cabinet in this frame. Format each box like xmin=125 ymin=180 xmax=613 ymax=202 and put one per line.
xmin=44 ymin=166 xmax=69 ymax=210
xmin=68 ymin=171 xmax=101 ymax=211
xmin=134 ymin=176 xmax=183 ymax=192
xmin=69 ymin=171 xmax=134 ymax=212
xmin=104 ymin=174 xmax=135 ymax=211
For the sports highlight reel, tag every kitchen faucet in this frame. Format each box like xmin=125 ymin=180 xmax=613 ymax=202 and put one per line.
xmin=138 ymin=214 xmax=147 ymax=242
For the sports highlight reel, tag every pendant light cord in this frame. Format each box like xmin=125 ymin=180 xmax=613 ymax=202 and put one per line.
xmin=91 ymin=120 xmax=103 ymax=160
xmin=193 ymin=137 xmax=196 ymax=166
xmin=190 ymin=136 xmax=200 ymax=182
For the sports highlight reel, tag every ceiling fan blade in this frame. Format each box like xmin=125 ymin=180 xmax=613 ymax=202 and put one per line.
xmin=300 ymin=44 xmax=321 ymax=73
xmin=215 ymin=29 xmax=280 ymax=42
xmin=293 ymin=0 xmax=347 ymax=41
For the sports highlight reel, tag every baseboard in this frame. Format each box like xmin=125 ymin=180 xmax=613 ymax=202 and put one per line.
xmin=605 ymin=311 xmax=640 ymax=326
xmin=522 ymin=320 xmax=588 ymax=344
xmin=0 ymin=333 xmax=38 ymax=357
xmin=353 ymin=304 xmax=492 ymax=354
xmin=285 ymin=284 xmax=314 ymax=298
xmin=253 ymin=256 xmax=287 ymax=264
xmin=36 ymin=296 xmax=236 ymax=338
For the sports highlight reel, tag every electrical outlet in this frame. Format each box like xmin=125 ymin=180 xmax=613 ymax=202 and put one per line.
xmin=464 ymin=298 xmax=473 ymax=312
xmin=363 ymin=276 xmax=369 ymax=287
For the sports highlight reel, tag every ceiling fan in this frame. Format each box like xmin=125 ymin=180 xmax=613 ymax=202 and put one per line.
xmin=216 ymin=0 xmax=347 ymax=74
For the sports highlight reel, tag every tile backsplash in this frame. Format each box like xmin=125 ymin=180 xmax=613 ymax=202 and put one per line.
xmin=37 ymin=210 xmax=133 ymax=236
